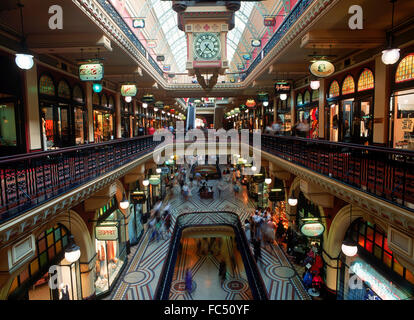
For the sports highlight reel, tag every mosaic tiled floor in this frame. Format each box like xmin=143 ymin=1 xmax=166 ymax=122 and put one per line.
xmin=108 ymin=171 xmax=310 ymax=300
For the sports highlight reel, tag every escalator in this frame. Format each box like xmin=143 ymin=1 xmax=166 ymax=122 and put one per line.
xmin=154 ymin=211 xmax=268 ymax=300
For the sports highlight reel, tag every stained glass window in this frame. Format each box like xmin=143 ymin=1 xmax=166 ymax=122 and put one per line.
xmin=342 ymin=75 xmax=355 ymax=95
xmin=312 ymin=90 xmax=319 ymax=102
xmin=39 ymin=75 xmax=55 ymax=96
xmin=396 ymin=54 xmax=414 ymax=83
xmin=358 ymin=68 xmax=375 ymax=91
xmin=296 ymin=93 xmax=303 ymax=105
xmin=304 ymin=90 xmax=311 ymax=104
xmin=329 ymin=80 xmax=340 ymax=98
xmin=58 ymin=80 xmax=71 ymax=99
xmin=7 ymin=224 xmax=70 ymax=298
xmin=73 ymin=85 xmax=84 ymax=104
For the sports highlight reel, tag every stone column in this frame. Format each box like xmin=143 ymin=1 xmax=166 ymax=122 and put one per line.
xmin=24 ymin=61 xmax=42 ymax=151
xmin=115 ymin=92 xmax=122 ymax=139
xmin=318 ymin=79 xmax=327 ymax=139
xmin=373 ymin=55 xmax=391 ymax=145
xmin=85 ymin=82 xmax=94 ymax=143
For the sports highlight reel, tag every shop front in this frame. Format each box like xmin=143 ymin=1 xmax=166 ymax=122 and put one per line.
xmin=7 ymin=224 xmax=82 ymax=300
xmin=295 ymin=89 xmax=319 ymax=139
xmin=0 ymin=52 xmax=25 ymax=155
xmin=38 ymin=72 xmax=88 ymax=149
xmin=93 ymin=92 xmax=115 ymax=143
xmin=94 ymin=197 xmax=127 ymax=297
xmin=337 ymin=218 xmax=414 ymax=300
xmin=128 ymin=189 xmax=146 ymax=246
xmin=276 ymin=97 xmax=292 ymax=135
xmin=389 ymin=51 xmax=414 ymax=150
xmin=326 ymin=67 xmax=375 ymax=144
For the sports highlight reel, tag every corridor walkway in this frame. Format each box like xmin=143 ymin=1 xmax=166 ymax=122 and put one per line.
xmin=108 ymin=172 xmax=310 ymax=300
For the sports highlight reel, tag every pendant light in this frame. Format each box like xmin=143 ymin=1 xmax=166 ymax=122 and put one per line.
xmin=263 ymin=101 xmax=269 ymax=107
xmin=65 ymin=211 xmax=81 ymax=263
xmin=265 ymin=178 xmax=272 ymax=185
xmin=125 ymin=96 xmax=132 ymax=103
xmin=310 ymin=80 xmax=320 ymax=90
xmin=382 ymin=0 xmax=400 ymax=65
xmin=143 ymin=179 xmax=150 ymax=187
xmin=280 ymin=94 xmax=288 ymax=101
xmin=341 ymin=205 xmax=358 ymax=257
xmin=15 ymin=3 xmax=34 ymax=70
xmin=119 ymin=192 xmax=129 ymax=210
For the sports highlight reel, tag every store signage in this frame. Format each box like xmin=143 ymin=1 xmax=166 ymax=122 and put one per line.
xmin=79 ymin=61 xmax=104 ymax=81
xmin=251 ymin=39 xmax=261 ymax=47
xmin=269 ymin=189 xmax=285 ymax=201
xmin=95 ymin=224 xmax=118 ymax=241
xmin=147 ymin=40 xmax=157 ymax=48
xmin=300 ymin=222 xmax=325 ymax=237
xmin=253 ymin=174 xmax=265 ymax=183
xmin=149 ymin=175 xmax=161 ymax=185
xmin=132 ymin=19 xmax=145 ymax=28
xmin=246 ymin=99 xmax=256 ymax=108
xmin=156 ymin=55 xmax=165 ymax=62
xmin=309 ymin=60 xmax=335 ymax=78
xmin=242 ymin=54 xmax=251 ymax=60
xmin=275 ymin=82 xmax=291 ymax=95
xmin=161 ymin=167 xmax=170 ymax=174
xmin=130 ymin=191 xmax=146 ymax=204
xmin=121 ymin=84 xmax=137 ymax=97
xmin=264 ymin=17 xmax=276 ymax=26
xmin=163 ymin=65 xmax=171 ymax=72
xmin=141 ymin=94 xmax=155 ymax=104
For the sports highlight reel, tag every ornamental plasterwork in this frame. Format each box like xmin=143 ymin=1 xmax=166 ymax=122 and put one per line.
xmin=0 ymin=150 xmax=155 ymax=248
xmin=254 ymin=146 xmax=414 ymax=236
xmin=73 ymin=0 xmax=336 ymax=92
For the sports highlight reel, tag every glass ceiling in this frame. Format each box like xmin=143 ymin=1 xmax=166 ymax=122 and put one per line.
xmin=149 ymin=0 xmax=257 ymax=72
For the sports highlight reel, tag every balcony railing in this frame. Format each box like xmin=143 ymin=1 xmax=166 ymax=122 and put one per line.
xmin=242 ymin=0 xmax=314 ymax=80
xmin=256 ymin=134 xmax=414 ymax=212
xmin=154 ymin=211 xmax=269 ymax=300
xmin=0 ymin=136 xmax=160 ymax=224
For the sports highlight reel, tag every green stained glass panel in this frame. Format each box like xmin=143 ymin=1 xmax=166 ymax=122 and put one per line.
xmin=39 ymin=252 xmax=48 ymax=268
xmin=39 ymin=76 xmax=55 ymax=96
xmin=54 ymin=228 xmax=61 ymax=241
xmin=58 ymin=81 xmax=71 ymax=99
xmin=62 ymin=235 xmax=68 ymax=248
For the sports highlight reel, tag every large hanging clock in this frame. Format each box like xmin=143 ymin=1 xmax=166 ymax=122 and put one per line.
xmin=193 ymin=33 xmax=221 ymax=61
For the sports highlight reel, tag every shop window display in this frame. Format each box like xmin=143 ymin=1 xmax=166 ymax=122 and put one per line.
xmin=391 ymin=89 xmax=414 ymax=149
xmin=94 ymin=203 xmax=126 ymax=296
xmin=0 ymin=102 xmax=17 ymax=146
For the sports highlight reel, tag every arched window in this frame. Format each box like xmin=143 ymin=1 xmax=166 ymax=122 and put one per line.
xmin=101 ymin=94 xmax=108 ymax=108
xmin=73 ymin=85 xmax=84 ymax=104
xmin=296 ymin=93 xmax=303 ymax=106
xmin=304 ymin=90 xmax=311 ymax=104
xmin=358 ymin=68 xmax=375 ymax=91
xmin=396 ymin=53 xmax=414 ymax=83
xmin=57 ymin=80 xmax=71 ymax=99
xmin=342 ymin=75 xmax=355 ymax=95
xmin=7 ymin=224 xmax=71 ymax=298
xmin=39 ymin=75 xmax=56 ymax=96
xmin=329 ymin=80 xmax=340 ymax=98
xmin=312 ymin=89 xmax=319 ymax=102
xmin=93 ymin=92 xmax=100 ymax=106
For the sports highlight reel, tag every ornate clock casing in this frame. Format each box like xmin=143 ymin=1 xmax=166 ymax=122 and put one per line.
xmin=193 ymin=32 xmax=221 ymax=61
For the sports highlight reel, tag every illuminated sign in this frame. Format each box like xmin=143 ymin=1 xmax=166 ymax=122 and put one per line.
xmin=121 ymin=84 xmax=137 ymax=97
xmin=264 ymin=17 xmax=276 ymax=26
xmin=149 ymin=175 xmax=161 ymax=185
xmin=275 ymin=82 xmax=291 ymax=95
xmin=132 ymin=19 xmax=145 ymax=28
xmin=243 ymin=54 xmax=251 ymax=60
xmin=95 ymin=224 xmax=118 ymax=241
xmin=156 ymin=55 xmax=165 ymax=62
xmin=309 ymin=60 xmax=335 ymax=78
xmin=147 ymin=40 xmax=157 ymax=48
xmin=79 ymin=61 xmax=104 ymax=81
xmin=350 ymin=261 xmax=409 ymax=300
xmin=163 ymin=65 xmax=171 ymax=72
xmin=300 ymin=222 xmax=325 ymax=237
xmin=251 ymin=39 xmax=261 ymax=47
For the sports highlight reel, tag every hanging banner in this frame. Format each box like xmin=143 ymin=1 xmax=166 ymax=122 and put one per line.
xmin=147 ymin=40 xmax=157 ymax=48
xmin=121 ymin=84 xmax=137 ymax=97
xmin=149 ymin=175 xmax=161 ymax=185
xmin=132 ymin=19 xmax=145 ymax=28
xmin=309 ymin=60 xmax=335 ymax=78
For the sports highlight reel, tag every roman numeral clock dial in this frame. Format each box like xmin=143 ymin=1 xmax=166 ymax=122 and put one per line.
xmin=193 ymin=33 xmax=221 ymax=60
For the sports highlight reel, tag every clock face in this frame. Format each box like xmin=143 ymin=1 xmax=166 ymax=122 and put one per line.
xmin=193 ymin=33 xmax=221 ymax=60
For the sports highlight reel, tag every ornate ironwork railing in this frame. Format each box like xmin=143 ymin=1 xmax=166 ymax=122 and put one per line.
xmin=255 ymin=134 xmax=414 ymax=212
xmin=155 ymin=211 xmax=269 ymax=300
xmin=242 ymin=0 xmax=315 ymax=80
xmin=0 ymin=136 xmax=159 ymax=224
